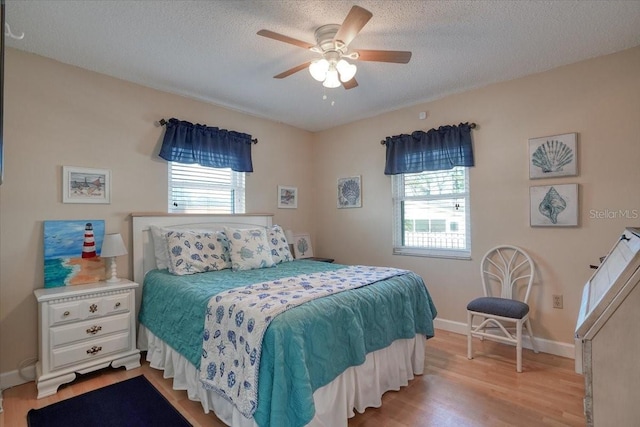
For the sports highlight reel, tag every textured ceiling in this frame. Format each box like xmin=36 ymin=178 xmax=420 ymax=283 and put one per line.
xmin=5 ymin=1 xmax=640 ymax=132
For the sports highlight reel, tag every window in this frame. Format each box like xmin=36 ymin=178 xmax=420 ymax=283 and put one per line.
xmin=168 ymin=162 xmax=245 ymax=213
xmin=392 ymin=166 xmax=470 ymax=258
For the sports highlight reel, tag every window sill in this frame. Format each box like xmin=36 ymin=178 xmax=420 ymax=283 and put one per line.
xmin=393 ymin=247 xmax=471 ymax=260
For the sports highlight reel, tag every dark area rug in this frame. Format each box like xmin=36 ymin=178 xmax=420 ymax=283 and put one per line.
xmin=27 ymin=375 xmax=192 ymax=427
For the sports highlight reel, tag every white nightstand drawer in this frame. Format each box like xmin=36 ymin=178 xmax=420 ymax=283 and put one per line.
xmin=51 ymin=332 xmax=131 ymax=370
xmin=50 ymin=313 xmax=131 ymax=347
xmin=49 ymin=301 xmax=83 ymax=325
xmin=50 ymin=296 xmax=105 ymax=326
xmin=103 ymin=292 xmax=130 ymax=315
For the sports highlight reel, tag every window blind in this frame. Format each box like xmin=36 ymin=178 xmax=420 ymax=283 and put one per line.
xmin=168 ymin=163 xmax=245 ymax=213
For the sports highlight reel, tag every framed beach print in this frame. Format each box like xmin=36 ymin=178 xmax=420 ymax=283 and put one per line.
xmin=278 ymin=185 xmax=298 ymax=209
xmin=63 ymin=166 xmax=111 ymax=204
xmin=337 ymin=176 xmax=362 ymax=208
xmin=292 ymin=233 xmax=314 ymax=259
xmin=530 ymin=184 xmax=578 ymax=227
xmin=529 ymin=133 xmax=577 ymax=179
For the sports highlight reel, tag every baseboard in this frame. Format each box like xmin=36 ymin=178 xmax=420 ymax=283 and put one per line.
xmin=0 ymin=362 xmax=36 ymax=391
xmin=433 ymin=317 xmax=577 ymax=359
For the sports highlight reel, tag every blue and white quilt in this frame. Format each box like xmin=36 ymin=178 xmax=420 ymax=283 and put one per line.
xmin=198 ymin=265 xmax=409 ymax=417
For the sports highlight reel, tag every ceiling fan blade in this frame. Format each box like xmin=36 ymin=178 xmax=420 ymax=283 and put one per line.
xmin=333 ymin=5 xmax=372 ymax=47
xmin=257 ymin=29 xmax=314 ymax=50
xmin=342 ymin=77 xmax=359 ymax=90
xmin=355 ymin=49 xmax=412 ymax=64
xmin=274 ymin=62 xmax=312 ymax=79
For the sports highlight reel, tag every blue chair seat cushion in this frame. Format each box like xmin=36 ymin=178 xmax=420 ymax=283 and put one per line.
xmin=467 ymin=297 xmax=529 ymax=319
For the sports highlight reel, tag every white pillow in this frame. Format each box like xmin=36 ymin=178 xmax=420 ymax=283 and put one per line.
xmin=267 ymin=225 xmax=293 ymax=264
xmin=166 ymin=230 xmax=231 ymax=275
xmin=149 ymin=225 xmax=170 ymax=270
xmin=224 ymin=227 xmax=276 ymax=271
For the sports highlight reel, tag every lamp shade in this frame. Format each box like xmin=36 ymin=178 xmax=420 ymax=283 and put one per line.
xmin=101 ymin=233 xmax=127 ymax=258
xmin=336 ymin=59 xmax=357 ymax=82
xmin=323 ymin=67 xmax=341 ymax=88
xmin=309 ymin=59 xmax=329 ymax=82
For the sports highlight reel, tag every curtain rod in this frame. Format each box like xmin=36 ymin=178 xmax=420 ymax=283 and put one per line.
xmin=379 ymin=122 xmax=476 ymax=145
xmin=159 ymin=118 xmax=258 ymax=144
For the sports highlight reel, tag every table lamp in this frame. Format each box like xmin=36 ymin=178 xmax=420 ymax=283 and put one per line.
xmin=101 ymin=233 xmax=128 ymax=283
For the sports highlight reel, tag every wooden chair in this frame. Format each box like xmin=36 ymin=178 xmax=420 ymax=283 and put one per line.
xmin=467 ymin=245 xmax=538 ymax=372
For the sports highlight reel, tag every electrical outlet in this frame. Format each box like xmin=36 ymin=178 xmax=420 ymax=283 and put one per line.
xmin=553 ymin=294 xmax=563 ymax=309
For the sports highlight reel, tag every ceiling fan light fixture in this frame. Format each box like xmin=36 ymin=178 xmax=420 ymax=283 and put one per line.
xmin=322 ymin=67 xmax=341 ymax=88
xmin=336 ymin=59 xmax=357 ymax=82
xmin=259 ymin=5 xmax=411 ymax=91
xmin=309 ymin=59 xmax=329 ymax=82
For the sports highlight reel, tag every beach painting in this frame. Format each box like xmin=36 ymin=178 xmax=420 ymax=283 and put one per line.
xmin=44 ymin=220 xmax=106 ymax=288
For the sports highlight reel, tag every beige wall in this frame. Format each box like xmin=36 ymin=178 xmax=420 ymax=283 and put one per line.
xmin=312 ymin=46 xmax=640 ymax=345
xmin=1 ymin=45 xmax=639 ymax=379
xmin=0 ymin=49 xmax=315 ymax=374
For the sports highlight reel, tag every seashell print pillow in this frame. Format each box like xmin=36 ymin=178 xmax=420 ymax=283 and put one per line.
xmin=267 ymin=225 xmax=293 ymax=264
xmin=224 ymin=227 xmax=276 ymax=271
xmin=166 ymin=230 xmax=231 ymax=275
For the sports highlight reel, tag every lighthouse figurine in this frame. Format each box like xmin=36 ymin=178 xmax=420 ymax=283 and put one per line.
xmin=81 ymin=223 xmax=97 ymax=258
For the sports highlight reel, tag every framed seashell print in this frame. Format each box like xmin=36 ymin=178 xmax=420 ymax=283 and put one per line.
xmin=528 ymin=133 xmax=577 ymax=179
xmin=337 ymin=176 xmax=362 ymax=208
xmin=530 ymin=183 xmax=578 ymax=227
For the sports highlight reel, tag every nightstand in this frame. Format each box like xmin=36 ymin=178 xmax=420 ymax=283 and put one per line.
xmin=304 ymin=257 xmax=335 ymax=263
xmin=33 ymin=280 xmax=141 ymax=398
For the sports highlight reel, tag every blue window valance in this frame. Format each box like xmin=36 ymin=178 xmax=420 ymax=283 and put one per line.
xmin=383 ymin=122 xmax=475 ymax=175
xmin=159 ymin=118 xmax=254 ymax=172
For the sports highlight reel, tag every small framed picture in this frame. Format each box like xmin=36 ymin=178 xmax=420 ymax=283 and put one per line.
xmin=278 ymin=185 xmax=298 ymax=209
xmin=530 ymin=183 xmax=578 ymax=227
xmin=528 ymin=133 xmax=577 ymax=179
xmin=292 ymin=233 xmax=314 ymax=258
xmin=337 ymin=176 xmax=362 ymax=208
xmin=62 ymin=166 xmax=111 ymax=204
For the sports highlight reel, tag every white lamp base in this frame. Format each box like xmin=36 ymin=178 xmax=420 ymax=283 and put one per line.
xmin=107 ymin=258 xmax=121 ymax=283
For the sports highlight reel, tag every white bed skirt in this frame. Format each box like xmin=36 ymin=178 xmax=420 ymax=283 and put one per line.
xmin=138 ymin=326 xmax=425 ymax=427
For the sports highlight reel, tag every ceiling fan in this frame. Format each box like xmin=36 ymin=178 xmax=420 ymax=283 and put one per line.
xmin=257 ymin=5 xmax=411 ymax=90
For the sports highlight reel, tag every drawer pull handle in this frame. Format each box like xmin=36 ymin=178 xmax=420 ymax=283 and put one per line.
xmin=63 ymin=311 xmax=70 ymax=316
xmin=86 ymin=325 xmax=102 ymax=335
xmin=86 ymin=346 xmax=102 ymax=355
xmin=115 ymin=302 xmax=121 ymax=308
xmin=89 ymin=304 xmax=98 ymax=313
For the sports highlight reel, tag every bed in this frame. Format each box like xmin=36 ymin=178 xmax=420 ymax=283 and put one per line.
xmin=132 ymin=213 xmax=437 ymax=427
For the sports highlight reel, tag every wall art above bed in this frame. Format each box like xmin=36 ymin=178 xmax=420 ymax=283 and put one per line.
xmin=277 ymin=185 xmax=297 ymax=209
xmin=528 ymin=133 xmax=577 ymax=179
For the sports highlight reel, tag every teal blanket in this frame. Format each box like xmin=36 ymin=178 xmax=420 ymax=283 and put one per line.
xmin=138 ymin=260 xmax=437 ymax=427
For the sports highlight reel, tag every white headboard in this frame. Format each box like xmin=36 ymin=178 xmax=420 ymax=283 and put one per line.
xmin=131 ymin=213 xmax=273 ymax=310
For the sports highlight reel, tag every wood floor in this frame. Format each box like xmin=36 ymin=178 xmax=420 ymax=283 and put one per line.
xmin=0 ymin=330 xmax=586 ymax=427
